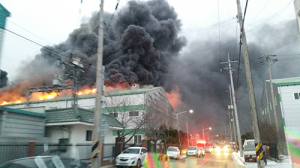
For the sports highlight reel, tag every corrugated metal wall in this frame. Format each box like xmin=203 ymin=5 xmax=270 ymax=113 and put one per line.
xmin=2 ymin=112 xmax=45 ymax=137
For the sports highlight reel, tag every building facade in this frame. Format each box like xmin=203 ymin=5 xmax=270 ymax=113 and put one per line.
xmin=260 ymin=77 xmax=300 ymax=165
xmin=4 ymin=86 xmax=175 ymax=145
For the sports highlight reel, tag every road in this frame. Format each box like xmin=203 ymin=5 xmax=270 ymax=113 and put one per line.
xmin=168 ymin=152 xmax=239 ymax=168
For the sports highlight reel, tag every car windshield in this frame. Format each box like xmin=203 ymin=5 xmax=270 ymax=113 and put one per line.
xmin=188 ymin=147 xmax=197 ymax=150
xmin=122 ymin=148 xmax=140 ymax=154
xmin=167 ymin=147 xmax=177 ymax=151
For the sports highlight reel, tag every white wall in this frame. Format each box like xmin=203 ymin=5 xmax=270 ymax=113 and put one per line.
xmin=279 ymin=85 xmax=300 ymax=127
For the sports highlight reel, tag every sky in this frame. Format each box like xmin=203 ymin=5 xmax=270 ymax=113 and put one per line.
xmin=0 ymin=0 xmax=296 ymax=80
xmin=0 ymin=0 xmax=298 ymax=136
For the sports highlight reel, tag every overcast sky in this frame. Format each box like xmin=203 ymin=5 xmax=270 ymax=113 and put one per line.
xmin=0 ymin=0 xmax=296 ymax=81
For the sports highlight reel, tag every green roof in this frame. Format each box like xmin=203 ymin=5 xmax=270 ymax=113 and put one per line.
xmin=105 ymin=87 xmax=161 ymax=96
xmin=102 ymin=114 xmax=123 ymax=128
xmin=46 ymin=107 xmax=123 ymax=128
xmin=0 ymin=106 xmax=47 ymax=117
xmin=266 ymin=77 xmax=300 ymax=86
xmin=46 ymin=107 xmax=94 ymax=123
xmin=0 ymin=3 xmax=10 ymax=29
xmin=113 ymin=129 xmax=145 ymax=136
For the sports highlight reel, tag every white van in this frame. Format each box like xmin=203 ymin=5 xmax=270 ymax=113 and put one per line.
xmin=243 ymin=139 xmax=256 ymax=162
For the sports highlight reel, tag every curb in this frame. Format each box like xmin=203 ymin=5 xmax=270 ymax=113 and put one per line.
xmin=232 ymin=152 xmax=245 ymax=165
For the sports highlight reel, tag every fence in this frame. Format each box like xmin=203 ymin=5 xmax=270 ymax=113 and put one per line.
xmin=0 ymin=142 xmax=117 ymax=164
xmin=0 ymin=142 xmax=71 ymax=164
xmin=0 ymin=142 xmax=29 ymax=164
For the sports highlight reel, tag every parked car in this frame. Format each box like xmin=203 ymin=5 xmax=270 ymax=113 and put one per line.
xmin=166 ymin=146 xmax=180 ymax=159
xmin=186 ymin=146 xmax=202 ymax=157
xmin=243 ymin=139 xmax=256 ymax=162
xmin=115 ymin=147 xmax=147 ymax=168
xmin=0 ymin=155 xmax=90 ymax=168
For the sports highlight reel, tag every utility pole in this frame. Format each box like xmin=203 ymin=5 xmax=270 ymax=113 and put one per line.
xmin=229 ymin=85 xmax=237 ymax=147
xmin=260 ymin=55 xmax=279 ymax=134
xmin=186 ymin=121 xmax=189 ymax=147
xmin=228 ymin=109 xmax=232 ymax=144
xmin=236 ymin=0 xmax=264 ymax=166
xmin=92 ymin=0 xmax=104 ymax=167
xmin=221 ymin=53 xmax=243 ymax=157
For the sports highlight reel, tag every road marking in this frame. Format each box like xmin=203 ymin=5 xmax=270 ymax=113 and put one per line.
xmin=196 ymin=154 xmax=216 ymax=168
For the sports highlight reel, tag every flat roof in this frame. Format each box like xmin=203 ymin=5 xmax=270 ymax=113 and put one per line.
xmin=4 ymin=87 xmax=162 ymax=107
xmin=266 ymin=77 xmax=300 ymax=86
xmin=0 ymin=106 xmax=47 ymax=117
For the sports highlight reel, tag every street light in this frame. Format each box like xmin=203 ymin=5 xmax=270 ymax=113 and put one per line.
xmin=174 ymin=110 xmax=193 ymax=155
xmin=202 ymin=127 xmax=211 ymax=140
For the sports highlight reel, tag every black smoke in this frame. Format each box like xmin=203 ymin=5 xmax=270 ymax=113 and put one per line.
xmin=166 ymin=20 xmax=300 ymax=135
xmin=0 ymin=70 xmax=8 ymax=88
xmin=17 ymin=0 xmax=186 ymax=88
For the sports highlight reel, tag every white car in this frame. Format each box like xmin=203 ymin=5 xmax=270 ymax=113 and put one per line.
xmin=166 ymin=146 xmax=180 ymax=159
xmin=186 ymin=146 xmax=201 ymax=157
xmin=115 ymin=147 xmax=147 ymax=168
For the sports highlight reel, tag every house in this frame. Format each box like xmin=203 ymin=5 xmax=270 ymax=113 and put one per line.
xmin=45 ymin=107 xmax=123 ymax=160
xmin=5 ymin=86 xmax=175 ymax=145
xmin=260 ymin=77 xmax=300 ymax=165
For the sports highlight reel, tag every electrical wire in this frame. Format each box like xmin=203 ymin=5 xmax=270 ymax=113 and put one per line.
xmin=248 ymin=0 xmax=271 ymax=26
xmin=3 ymin=28 xmax=102 ymax=73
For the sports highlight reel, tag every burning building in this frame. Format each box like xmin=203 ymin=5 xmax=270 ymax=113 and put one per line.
xmin=4 ymin=86 xmax=175 ymax=144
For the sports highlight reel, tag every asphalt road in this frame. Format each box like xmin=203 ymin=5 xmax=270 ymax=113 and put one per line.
xmin=168 ymin=152 xmax=238 ymax=168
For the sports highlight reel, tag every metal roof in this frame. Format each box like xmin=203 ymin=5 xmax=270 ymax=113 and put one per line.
xmin=0 ymin=106 xmax=47 ymax=117
xmin=4 ymin=87 xmax=162 ymax=106
xmin=266 ymin=77 xmax=300 ymax=86
xmin=45 ymin=107 xmax=123 ymax=128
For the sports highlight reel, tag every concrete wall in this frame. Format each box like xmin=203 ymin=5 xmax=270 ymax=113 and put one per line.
xmin=278 ymin=85 xmax=300 ymax=127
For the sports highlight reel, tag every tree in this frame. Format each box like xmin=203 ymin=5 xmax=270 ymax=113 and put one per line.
xmin=241 ymin=131 xmax=254 ymax=145
xmin=103 ymin=93 xmax=153 ymax=145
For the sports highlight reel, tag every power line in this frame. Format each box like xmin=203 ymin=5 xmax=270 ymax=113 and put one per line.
xmin=7 ymin=19 xmax=53 ymax=45
xmin=248 ymin=0 xmax=271 ymax=26
xmin=3 ymin=28 xmax=101 ymax=73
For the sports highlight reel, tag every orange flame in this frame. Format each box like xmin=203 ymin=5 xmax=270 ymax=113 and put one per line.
xmin=165 ymin=85 xmax=182 ymax=109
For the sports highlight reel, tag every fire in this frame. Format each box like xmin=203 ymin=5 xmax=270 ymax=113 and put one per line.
xmin=0 ymin=85 xmax=99 ymax=106
xmin=165 ymin=85 xmax=182 ymax=109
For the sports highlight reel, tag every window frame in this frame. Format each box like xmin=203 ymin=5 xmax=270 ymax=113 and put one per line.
xmin=129 ymin=111 xmax=139 ymax=117
xmin=86 ymin=130 xmax=93 ymax=141
xmin=294 ymin=92 xmax=300 ymax=100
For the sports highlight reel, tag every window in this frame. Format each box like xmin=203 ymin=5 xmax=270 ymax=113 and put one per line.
xmin=109 ymin=112 xmax=118 ymax=117
xmin=86 ymin=130 xmax=92 ymax=141
xmin=129 ymin=111 xmax=139 ymax=116
xmin=134 ymin=135 xmax=142 ymax=144
xmin=294 ymin=93 xmax=300 ymax=100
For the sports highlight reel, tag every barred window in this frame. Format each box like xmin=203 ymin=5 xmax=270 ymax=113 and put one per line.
xmin=129 ymin=111 xmax=139 ymax=116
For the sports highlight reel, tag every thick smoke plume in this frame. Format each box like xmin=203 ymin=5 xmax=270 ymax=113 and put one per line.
xmin=166 ymin=20 xmax=300 ymax=134
xmin=13 ymin=0 xmax=186 ymax=90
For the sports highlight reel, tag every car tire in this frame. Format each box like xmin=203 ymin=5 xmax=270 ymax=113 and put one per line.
xmin=136 ymin=159 xmax=141 ymax=168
